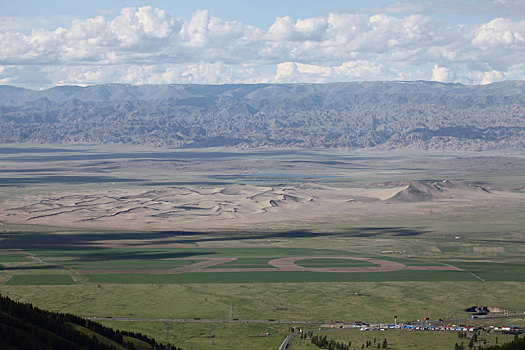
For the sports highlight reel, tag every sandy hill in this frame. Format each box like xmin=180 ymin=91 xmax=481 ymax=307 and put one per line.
xmin=0 ymin=180 xmax=508 ymax=231
xmin=378 ymin=180 xmax=491 ymax=202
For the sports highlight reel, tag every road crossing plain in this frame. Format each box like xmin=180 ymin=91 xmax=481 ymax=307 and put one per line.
xmin=1 ymin=146 xmax=524 ymax=349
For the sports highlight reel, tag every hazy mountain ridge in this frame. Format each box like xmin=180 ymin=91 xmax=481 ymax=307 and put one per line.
xmin=0 ymin=81 xmax=524 ymax=150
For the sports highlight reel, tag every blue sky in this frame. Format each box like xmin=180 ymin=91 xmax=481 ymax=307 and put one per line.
xmin=1 ymin=1 xmax=418 ymax=28
xmin=1 ymin=0 xmax=524 ymax=88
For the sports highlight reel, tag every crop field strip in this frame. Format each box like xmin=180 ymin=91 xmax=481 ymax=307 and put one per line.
xmin=0 ymin=147 xmax=524 ymax=349
xmin=2 ymin=244 xmax=524 ymax=284
xmin=294 ymin=258 xmax=380 ymax=268
xmin=201 ymin=257 xmax=278 ymax=269
xmin=6 ymin=274 xmax=75 ymax=285
xmin=3 ymin=246 xmax=461 ymax=271
xmin=0 ymin=255 xmax=28 ymax=261
xmin=74 ymin=256 xmax=461 ymax=275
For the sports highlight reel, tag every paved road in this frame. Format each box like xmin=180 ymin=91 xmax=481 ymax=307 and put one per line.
xmin=85 ymin=312 xmax=524 ymax=325
xmin=278 ymin=334 xmax=295 ymax=350
xmin=84 ymin=313 xmax=524 ymax=350
xmin=84 ymin=316 xmax=324 ymax=325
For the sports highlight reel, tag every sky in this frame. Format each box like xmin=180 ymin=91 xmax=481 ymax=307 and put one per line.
xmin=1 ymin=0 xmax=524 ymax=89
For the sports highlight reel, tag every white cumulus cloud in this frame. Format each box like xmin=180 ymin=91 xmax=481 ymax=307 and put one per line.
xmin=0 ymin=5 xmax=524 ymax=88
xmin=431 ymin=65 xmax=451 ymax=82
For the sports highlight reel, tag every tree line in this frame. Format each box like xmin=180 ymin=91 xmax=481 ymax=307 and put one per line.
xmin=0 ymin=293 xmax=182 ymax=350
xmin=299 ymin=331 xmax=388 ymax=350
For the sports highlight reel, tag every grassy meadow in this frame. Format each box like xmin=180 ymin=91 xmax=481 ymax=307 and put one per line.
xmin=289 ymin=329 xmax=519 ymax=350
xmin=98 ymin=321 xmax=294 ymax=350
xmin=0 ymin=145 xmax=524 ymax=349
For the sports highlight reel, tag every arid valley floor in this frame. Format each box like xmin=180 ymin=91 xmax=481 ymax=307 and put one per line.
xmin=0 ymin=145 xmax=524 ymax=349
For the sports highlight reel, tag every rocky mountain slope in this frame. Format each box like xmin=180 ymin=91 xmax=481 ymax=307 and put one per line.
xmin=0 ymin=81 xmax=523 ymax=150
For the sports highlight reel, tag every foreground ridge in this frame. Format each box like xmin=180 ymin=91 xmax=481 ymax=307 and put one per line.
xmin=0 ymin=294 xmax=182 ymax=350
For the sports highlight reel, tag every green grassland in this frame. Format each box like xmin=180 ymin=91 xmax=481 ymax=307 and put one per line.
xmin=67 ymin=259 xmax=197 ymax=270
xmin=99 ymin=321 xmax=293 ymax=350
xmin=0 ymin=146 xmax=524 ymax=349
xmin=2 ymin=280 xmax=525 ymax=350
xmin=294 ymin=258 xmax=379 ymax=268
xmin=83 ymin=270 xmax=477 ymax=284
xmin=290 ymin=329 xmax=518 ymax=350
xmin=0 ymin=293 xmax=168 ymax=350
xmin=68 ymin=323 xmax=127 ymax=349
xmin=203 ymin=257 xmax=276 ymax=269
xmin=2 ymin=282 xmax=525 ymax=323
xmin=0 ymin=253 xmax=29 ymax=263
xmin=6 ymin=274 xmax=75 ymax=285
xmin=1 ymin=226 xmax=524 ymax=349
xmin=1 ymin=244 xmax=522 ymax=284
xmin=442 ymin=261 xmax=525 ymax=281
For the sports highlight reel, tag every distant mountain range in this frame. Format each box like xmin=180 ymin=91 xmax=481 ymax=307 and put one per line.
xmin=1 ymin=81 xmax=524 ymax=150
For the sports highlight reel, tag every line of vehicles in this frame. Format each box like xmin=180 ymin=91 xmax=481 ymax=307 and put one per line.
xmin=281 ymin=322 xmax=523 ymax=350
xmin=323 ymin=321 xmax=523 ymax=334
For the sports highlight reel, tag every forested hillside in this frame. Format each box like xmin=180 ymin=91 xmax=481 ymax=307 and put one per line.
xmin=1 ymin=81 xmax=523 ymax=150
xmin=0 ymin=294 xmax=181 ymax=350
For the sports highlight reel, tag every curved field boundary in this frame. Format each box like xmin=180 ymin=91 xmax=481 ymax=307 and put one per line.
xmin=267 ymin=256 xmax=407 ymax=272
xmin=79 ymin=256 xmax=461 ymax=275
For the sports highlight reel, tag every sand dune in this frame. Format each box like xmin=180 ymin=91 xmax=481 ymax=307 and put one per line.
xmin=220 ymin=184 xmax=264 ymax=195
xmin=386 ymin=184 xmax=434 ymax=202
xmin=380 ymin=180 xmax=492 ymax=202
xmin=0 ymin=180 xmax=511 ymax=231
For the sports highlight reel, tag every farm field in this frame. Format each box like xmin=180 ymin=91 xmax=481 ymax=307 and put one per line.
xmin=1 ymin=229 xmax=525 ymax=349
xmin=0 ymin=145 xmax=524 ymax=349
xmin=1 ymin=228 xmax=524 ymax=350
xmin=1 ymin=243 xmax=523 ymax=284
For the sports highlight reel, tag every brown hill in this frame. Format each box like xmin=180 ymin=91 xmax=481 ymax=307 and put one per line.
xmin=382 ymin=180 xmax=491 ymax=202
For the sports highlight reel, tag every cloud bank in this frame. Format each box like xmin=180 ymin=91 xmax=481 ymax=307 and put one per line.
xmin=0 ymin=5 xmax=524 ymax=88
